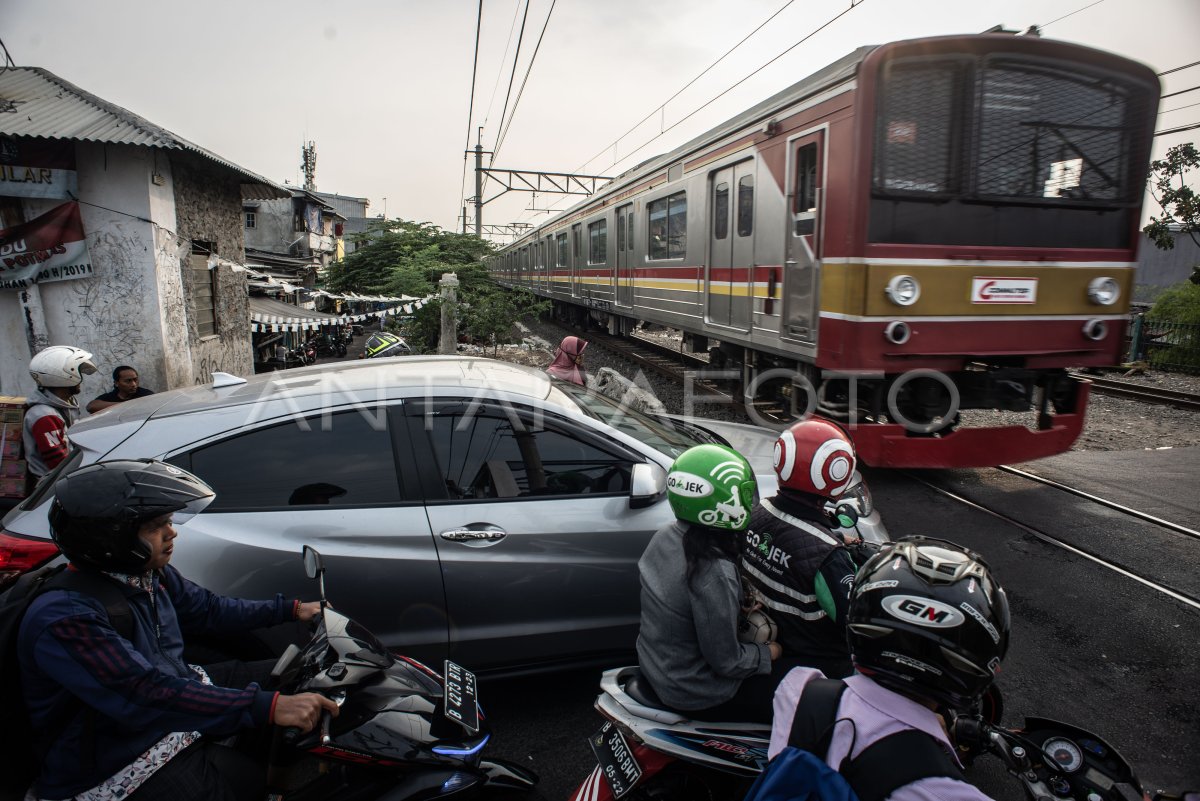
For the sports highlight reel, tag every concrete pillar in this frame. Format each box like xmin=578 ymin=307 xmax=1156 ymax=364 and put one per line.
xmin=438 ymin=273 xmax=460 ymax=355
xmin=19 ymin=285 xmax=50 ymax=356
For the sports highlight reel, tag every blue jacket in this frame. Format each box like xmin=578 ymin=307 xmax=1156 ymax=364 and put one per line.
xmin=18 ymin=565 xmax=293 ymax=799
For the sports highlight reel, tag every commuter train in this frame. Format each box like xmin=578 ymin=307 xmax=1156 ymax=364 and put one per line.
xmin=487 ymin=32 xmax=1160 ymax=468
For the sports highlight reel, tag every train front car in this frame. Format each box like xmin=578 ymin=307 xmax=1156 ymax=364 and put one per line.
xmin=815 ymin=34 xmax=1159 ymax=467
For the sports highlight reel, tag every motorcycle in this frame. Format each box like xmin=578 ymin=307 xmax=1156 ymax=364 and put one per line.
xmin=570 ymin=665 xmax=1195 ymax=801
xmin=312 ymin=335 xmax=348 ymax=358
xmin=266 ymin=546 xmax=538 ymax=799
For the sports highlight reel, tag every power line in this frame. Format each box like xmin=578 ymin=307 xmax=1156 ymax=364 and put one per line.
xmin=1162 ymin=85 xmax=1199 ymax=100
xmin=1039 ymin=0 xmax=1106 ymax=29
xmin=494 ymin=0 xmax=532 ymax=165
xmin=494 ymin=0 xmax=557 ymax=160
xmin=459 ymin=0 xmax=484 ymax=226
xmin=0 ymin=35 xmax=15 ymax=70
xmin=1155 ymin=121 xmax=1200 ymax=137
xmin=483 ymin=0 xmax=525 ymax=130
xmin=1159 ymin=61 xmax=1200 ymax=77
xmin=1160 ymin=101 xmax=1200 ymax=115
xmin=569 ymin=0 xmax=801 ymax=175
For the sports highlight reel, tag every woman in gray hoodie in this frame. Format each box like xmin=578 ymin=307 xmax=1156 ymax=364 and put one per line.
xmin=636 ymin=444 xmax=786 ymax=723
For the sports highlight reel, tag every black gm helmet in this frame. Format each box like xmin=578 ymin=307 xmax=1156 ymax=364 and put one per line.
xmin=49 ymin=460 xmax=215 ymax=572
xmin=847 ymin=537 xmax=1010 ymax=711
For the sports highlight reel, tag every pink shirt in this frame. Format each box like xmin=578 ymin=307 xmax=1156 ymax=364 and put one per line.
xmin=769 ymin=668 xmax=993 ymax=801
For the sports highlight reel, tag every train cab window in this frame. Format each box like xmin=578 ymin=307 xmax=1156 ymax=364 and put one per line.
xmin=713 ymin=183 xmax=729 ymax=240
xmin=588 ymin=219 xmax=607 ymax=264
xmin=872 ymin=60 xmax=962 ymax=195
xmin=737 ymin=175 xmax=754 ymax=237
xmin=648 ymin=191 xmax=687 ymax=260
xmin=557 ymin=233 xmax=568 ymax=266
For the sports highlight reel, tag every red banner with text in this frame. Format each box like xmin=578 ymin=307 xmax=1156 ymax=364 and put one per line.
xmin=0 ymin=201 xmax=94 ymax=290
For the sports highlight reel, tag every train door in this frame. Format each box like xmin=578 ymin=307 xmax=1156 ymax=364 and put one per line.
xmin=783 ymin=132 xmax=823 ymax=343
xmin=571 ymin=223 xmax=582 ymax=297
xmin=616 ymin=204 xmax=634 ymax=307
xmin=708 ymin=160 xmax=755 ymax=329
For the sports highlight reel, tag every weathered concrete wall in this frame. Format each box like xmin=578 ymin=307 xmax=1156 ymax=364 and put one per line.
xmin=243 ymin=197 xmax=295 ymax=254
xmin=170 ymin=155 xmax=252 ymax=383
xmin=0 ymin=143 xmax=166 ymax=402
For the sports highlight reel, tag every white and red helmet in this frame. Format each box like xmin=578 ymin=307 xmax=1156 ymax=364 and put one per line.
xmin=772 ymin=419 xmax=857 ymax=499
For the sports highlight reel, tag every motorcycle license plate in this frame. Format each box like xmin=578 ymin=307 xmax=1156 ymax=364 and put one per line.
xmin=589 ymin=721 xmax=642 ymax=799
xmin=443 ymin=660 xmax=479 ymax=732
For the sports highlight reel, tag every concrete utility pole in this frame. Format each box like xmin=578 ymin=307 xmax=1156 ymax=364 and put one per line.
xmin=438 ymin=273 xmax=460 ymax=355
xmin=474 ymin=128 xmax=484 ymax=237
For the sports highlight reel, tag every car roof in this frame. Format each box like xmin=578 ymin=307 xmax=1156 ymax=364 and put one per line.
xmin=72 ymin=356 xmax=567 ymax=434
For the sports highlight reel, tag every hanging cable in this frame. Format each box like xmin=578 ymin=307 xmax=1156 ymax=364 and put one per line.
xmin=0 ymin=35 xmax=16 ymax=71
xmin=569 ymin=0 xmax=800 ymax=175
xmin=1155 ymin=121 xmax=1200 ymax=136
xmin=458 ymin=0 xmax=485 ymax=229
xmin=1038 ymin=0 xmax=1106 ymax=29
xmin=483 ymin=0 xmax=525 ymax=132
xmin=1159 ymin=61 xmax=1200 ymax=77
xmin=1162 ymin=85 xmax=1199 ymax=100
xmin=494 ymin=0 xmax=532 ymax=164
xmin=494 ymin=0 xmax=556 ymax=162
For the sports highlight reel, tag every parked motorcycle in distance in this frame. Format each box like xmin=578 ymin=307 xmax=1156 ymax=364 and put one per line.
xmin=570 ymin=665 xmax=1195 ymax=801
xmin=267 ymin=546 xmax=538 ymax=799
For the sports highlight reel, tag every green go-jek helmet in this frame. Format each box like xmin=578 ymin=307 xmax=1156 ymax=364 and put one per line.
xmin=666 ymin=444 xmax=757 ymax=532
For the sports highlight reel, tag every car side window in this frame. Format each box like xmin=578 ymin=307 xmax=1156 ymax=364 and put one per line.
xmin=178 ymin=408 xmax=404 ymax=511
xmin=424 ymin=405 xmax=633 ymax=501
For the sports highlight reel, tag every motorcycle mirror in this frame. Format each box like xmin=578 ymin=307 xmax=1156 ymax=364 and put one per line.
xmin=302 ymin=546 xmax=328 ymax=611
xmin=834 ymin=504 xmax=859 ymax=529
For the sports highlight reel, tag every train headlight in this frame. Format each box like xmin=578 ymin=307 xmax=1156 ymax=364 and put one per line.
xmin=1087 ymin=277 xmax=1120 ymax=306
xmin=885 ymin=275 xmax=921 ymax=306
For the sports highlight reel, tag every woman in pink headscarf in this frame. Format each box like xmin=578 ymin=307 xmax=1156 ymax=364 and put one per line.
xmin=546 ymin=335 xmax=588 ymax=386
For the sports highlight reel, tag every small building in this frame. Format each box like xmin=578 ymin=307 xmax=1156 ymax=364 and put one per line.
xmin=243 ymin=189 xmax=344 ymax=276
xmin=0 ymin=67 xmax=289 ymax=400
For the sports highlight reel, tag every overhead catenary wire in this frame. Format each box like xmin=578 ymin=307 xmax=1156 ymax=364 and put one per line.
xmin=1159 ymin=61 xmax=1200 ymax=77
xmin=517 ymin=0 xmax=867 ymax=226
xmin=494 ymin=0 xmax=557 ymax=162
xmin=493 ymin=0 xmax=532 ymax=167
xmin=482 ymin=0 xmax=526 ymax=131
xmin=569 ymin=0 xmax=801 ymax=176
xmin=459 ymin=0 xmax=484 ymax=228
xmin=1155 ymin=121 xmax=1200 ymax=137
xmin=1161 ymin=85 xmax=1199 ymax=100
xmin=1038 ymin=0 xmax=1106 ymax=29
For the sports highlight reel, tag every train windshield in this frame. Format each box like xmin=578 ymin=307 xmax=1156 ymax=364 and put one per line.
xmin=868 ymin=51 xmax=1156 ymax=249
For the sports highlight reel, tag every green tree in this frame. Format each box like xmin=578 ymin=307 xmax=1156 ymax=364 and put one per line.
xmin=326 ymin=219 xmax=494 ymax=296
xmin=1145 ymin=281 xmax=1200 ymax=372
xmin=466 ymin=288 xmax=550 ymax=355
xmin=1143 ymin=142 xmax=1200 ymax=251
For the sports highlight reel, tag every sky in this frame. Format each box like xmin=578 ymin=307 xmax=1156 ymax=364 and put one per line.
xmin=3 ymin=0 xmax=1198 ymax=240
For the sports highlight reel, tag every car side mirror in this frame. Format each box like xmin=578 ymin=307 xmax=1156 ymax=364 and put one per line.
xmin=833 ymin=503 xmax=859 ymax=529
xmin=629 ymin=462 xmax=667 ymax=510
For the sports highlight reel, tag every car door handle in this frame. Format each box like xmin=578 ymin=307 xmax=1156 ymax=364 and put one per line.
xmin=440 ymin=527 xmax=507 ymax=543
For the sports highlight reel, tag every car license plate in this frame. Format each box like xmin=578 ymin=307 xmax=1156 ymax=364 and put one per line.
xmin=589 ymin=721 xmax=642 ymax=799
xmin=443 ymin=660 xmax=479 ymax=732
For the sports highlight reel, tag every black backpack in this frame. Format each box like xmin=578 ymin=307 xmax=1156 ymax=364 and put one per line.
xmin=743 ymin=678 xmax=965 ymax=801
xmin=0 ymin=564 xmax=133 ymax=801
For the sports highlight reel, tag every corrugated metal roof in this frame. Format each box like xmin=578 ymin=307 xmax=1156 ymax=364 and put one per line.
xmin=0 ymin=67 xmax=288 ymax=198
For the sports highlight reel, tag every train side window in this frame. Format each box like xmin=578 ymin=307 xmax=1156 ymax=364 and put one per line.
xmin=557 ymin=233 xmax=567 ymax=266
xmin=795 ymin=144 xmax=818 ymax=214
xmin=617 ymin=213 xmax=626 ymax=253
xmin=713 ymin=183 xmax=729 ymax=240
xmin=737 ymin=175 xmax=754 ymax=237
xmin=572 ymin=224 xmax=581 ymax=263
xmin=588 ymin=219 xmax=607 ymax=264
xmin=648 ymin=191 xmax=687 ymax=260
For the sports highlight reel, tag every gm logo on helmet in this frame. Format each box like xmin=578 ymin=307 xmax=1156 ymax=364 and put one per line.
xmin=667 ymin=472 xmax=713 ymax=498
xmin=882 ymin=595 xmax=965 ymax=628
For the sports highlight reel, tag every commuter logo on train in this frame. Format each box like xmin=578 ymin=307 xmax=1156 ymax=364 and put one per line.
xmin=971 ymin=277 xmax=1039 ymax=304
xmin=882 ymin=595 xmax=965 ymax=628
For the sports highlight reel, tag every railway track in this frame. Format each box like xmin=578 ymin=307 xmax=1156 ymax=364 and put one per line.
xmin=1070 ymin=373 xmax=1200 ymax=412
xmin=906 ymin=470 xmax=1200 ymax=613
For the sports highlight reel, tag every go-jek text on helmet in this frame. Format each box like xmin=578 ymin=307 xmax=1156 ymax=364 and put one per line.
xmin=773 ymin=418 xmax=856 ymax=499
xmin=847 ymin=536 xmax=1010 ymax=711
xmin=666 ymin=444 xmax=756 ymax=532
xmin=29 ymin=345 xmax=98 ymax=388
xmin=49 ymin=459 xmax=216 ymax=572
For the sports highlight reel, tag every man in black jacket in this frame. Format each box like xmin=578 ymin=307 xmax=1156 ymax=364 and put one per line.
xmin=741 ymin=419 xmax=860 ymax=678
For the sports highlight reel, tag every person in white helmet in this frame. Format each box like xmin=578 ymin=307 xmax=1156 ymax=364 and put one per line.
xmin=24 ymin=345 xmax=97 ymax=480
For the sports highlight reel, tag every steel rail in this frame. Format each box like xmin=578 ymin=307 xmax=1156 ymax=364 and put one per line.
xmin=997 ymin=465 xmax=1200 ymax=541
xmin=906 ymin=473 xmax=1200 ymax=613
xmin=1069 ymin=374 xmax=1200 ymax=412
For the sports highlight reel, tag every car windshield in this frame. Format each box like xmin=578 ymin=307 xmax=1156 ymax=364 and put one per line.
xmin=551 ymin=379 xmax=702 ymax=458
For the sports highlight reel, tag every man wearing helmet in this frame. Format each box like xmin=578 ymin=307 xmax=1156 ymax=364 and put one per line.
xmin=637 ymin=444 xmax=790 ymax=723
xmin=24 ymin=345 xmax=98 ymax=480
xmin=17 ymin=460 xmax=338 ymax=801
xmin=767 ymin=537 xmax=1011 ymax=800
xmin=740 ymin=419 xmax=861 ymax=678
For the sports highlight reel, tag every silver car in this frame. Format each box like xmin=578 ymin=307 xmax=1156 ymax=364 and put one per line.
xmin=1 ymin=357 xmax=884 ymax=673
